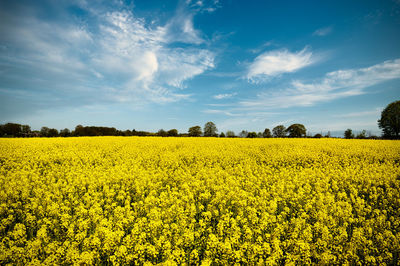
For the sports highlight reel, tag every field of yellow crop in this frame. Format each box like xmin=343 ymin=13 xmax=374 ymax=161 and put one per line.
xmin=0 ymin=137 xmax=399 ymax=265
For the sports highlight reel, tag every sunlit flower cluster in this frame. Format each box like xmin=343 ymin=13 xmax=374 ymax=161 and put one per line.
xmin=0 ymin=137 xmax=399 ymax=264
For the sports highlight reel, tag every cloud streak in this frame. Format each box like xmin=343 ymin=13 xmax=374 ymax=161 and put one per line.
xmin=203 ymin=59 xmax=400 ymax=132
xmin=186 ymin=0 xmax=221 ymax=13
xmin=246 ymin=48 xmax=316 ymax=82
xmin=0 ymin=1 xmax=215 ymax=109
xmin=313 ymin=26 xmax=333 ymax=36
xmin=213 ymin=92 xmax=237 ymax=99
xmin=92 ymin=9 xmax=214 ymax=103
xmin=241 ymin=58 xmax=400 ymax=109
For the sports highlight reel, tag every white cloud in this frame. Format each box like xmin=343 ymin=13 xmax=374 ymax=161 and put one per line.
xmin=204 ymin=59 xmax=399 ymax=133
xmin=202 ymin=109 xmax=238 ymax=116
xmin=0 ymin=4 xmax=215 ymax=105
xmin=241 ymin=58 xmax=400 ymax=109
xmin=186 ymin=0 xmax=221 ymax=13
xmin=246 ymin=47 xmax=316 ymax=81
xmin=213 ymin=92 xmax=237 ymax=99
xmin=93 ymin=9 xmax=215 ymax=102
xmin=248 ymin=41 xmax=274 ymax=54
xmin=313 ymin=26 xmax=332 ymax=36
xmin=158 ymin=48 xmax=214 ymax=88
xmin=93 ymin=9 xmax=215 ymax=103
xmin=164 ymin=12 xmax=204 ymax=44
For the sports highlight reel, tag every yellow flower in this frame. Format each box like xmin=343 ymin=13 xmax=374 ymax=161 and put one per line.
xmin=0 ymin=137 xmax=398 ymax=264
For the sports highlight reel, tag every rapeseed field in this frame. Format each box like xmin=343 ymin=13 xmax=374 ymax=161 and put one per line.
xmin=0 ymin=137 xmax=399 ymax=265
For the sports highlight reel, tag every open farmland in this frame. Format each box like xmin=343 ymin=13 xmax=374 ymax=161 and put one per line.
xmin=0 ymin=137 xmax=399 ymax=265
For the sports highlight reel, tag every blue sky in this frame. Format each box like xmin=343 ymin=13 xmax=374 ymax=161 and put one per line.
xmin=1 ymin=0 xmax=400 ymax=136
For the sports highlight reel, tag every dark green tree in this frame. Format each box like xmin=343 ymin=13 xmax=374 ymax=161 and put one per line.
xmin=272 ymin=125 xmax=286 ymax=137
xmin=247 ymin=132 xmax=257 ymax=138
xmin=219 ymin=132 xmax=225 ymax=137
xmin=286 ymin=124 xmax=306 ymax=138
xmin=344 ymin=129 xmax=354 ymax=139
xmin=378 ymin=100 xmax=400 ymax=139
xmin=188 ymin=126 xmax=202 ymax=137
xmin=40 ymin=127 xmax=50 ymax=137
xmin=2 ymin=123 xmax=22 ymax=136
xmin=74 ymin=125 xmax=84 ymax=136
xmin=167 ymin=129 xmax=178 ymax=137
xmin=263 ymin=128 xmax=272 ymax=138
xmin=21 ymin=125 xmax=31 ymax=134
xmin=204 ymin=122 xmax=218 ymax=137
xmin=60 ymin=128 xmax=71 ymax=137
xmin=121 ymin=130 xmax=132 ymax=136
xmin=48 ymin=128 xmax=59 ymax=137
xmin=157 ymin=129 xmax=168 ymax=137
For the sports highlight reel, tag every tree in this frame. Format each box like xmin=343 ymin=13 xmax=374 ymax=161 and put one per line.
xmin=286 ymin=124 xmax=306 ymax=138
xmin=219 ymin=132 xmax=225 ymax=137
xmin=48 ymin=128 xmax=59 ymax=137
xmin=239 ymin=130 xmax=248 ymax=138
xmin=247 ymin=132 xmax=257 ymax=138
xmin=313 ymin=133 xmax=323 ymax=138
xmin=356 ymin=130 xmax=367 ymax=139
xmin=40 ymin=127 xmax=50 ymax=137
xmin=344 ymin=129 xmax=354 ymax=139
xmin=21 ymin=125 xmax=31 ymax=134
xmin=226 ymin=131 xmax=235 ymax=138
xmin=204 ymin=122 xmax=218 ymax=137
xmin=2 ymin=123 xmax=22 ymax=136
xmin=263 ymin=128 xmax=272 ymax=138
xmin=272 ymin=125 xmax=286 ymax=138
xmin=188 ymin=126 xmax=202 ymax=137
xmin=122 ymin=130 xmax=132 ymax=136
xmin=60 ymin=128 xmax=71 ymax=137
xmin=378 ymin=100 xmax=400 ymax=139
xmin=157 ymin=129 xmax=168 ymax=137
xmin=74 ymin=125 xmax=84 ymax=136
xmin=167 ymin=129 xmax=178 ymax=137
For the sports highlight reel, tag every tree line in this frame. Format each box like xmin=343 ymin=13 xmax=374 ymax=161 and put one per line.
xmin=1 ymin=100 xmax=398 ymax=139
xmin=0 ymin=122 xmax=386 ymax=139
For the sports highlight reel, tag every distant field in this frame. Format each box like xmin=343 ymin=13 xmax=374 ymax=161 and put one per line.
xmin=0 ymin=137 xmax=399 ymax=264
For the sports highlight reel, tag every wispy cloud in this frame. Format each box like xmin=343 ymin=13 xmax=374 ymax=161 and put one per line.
xmin=0 ymin=1 xmax=215 ymax=109
xmin=248 ymin=41 xmax=274 ymax=54
xmin=186 ymin=0 xmax=221 ymax=13
xmin=313 ymin=26 xmax=333 ymax=36
xmin=241 ymin=58 xmax=400 ymax=109
xmin=164 ymin=6 xmax=205 ymax=45
xmin=213 ymin=92 xmax=237 ymax=99
xmin=246 ymin=47 xmax=316 ymax=82
xmin=80 ymin=7 xmax=215 ymax=103
xmin=202 ymin=109 xmax=238 ymax=116
xmin=203 ymin=59 xmax=399 ymax=132
xmin=205 ymin=71 xmax=241 ymax=78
